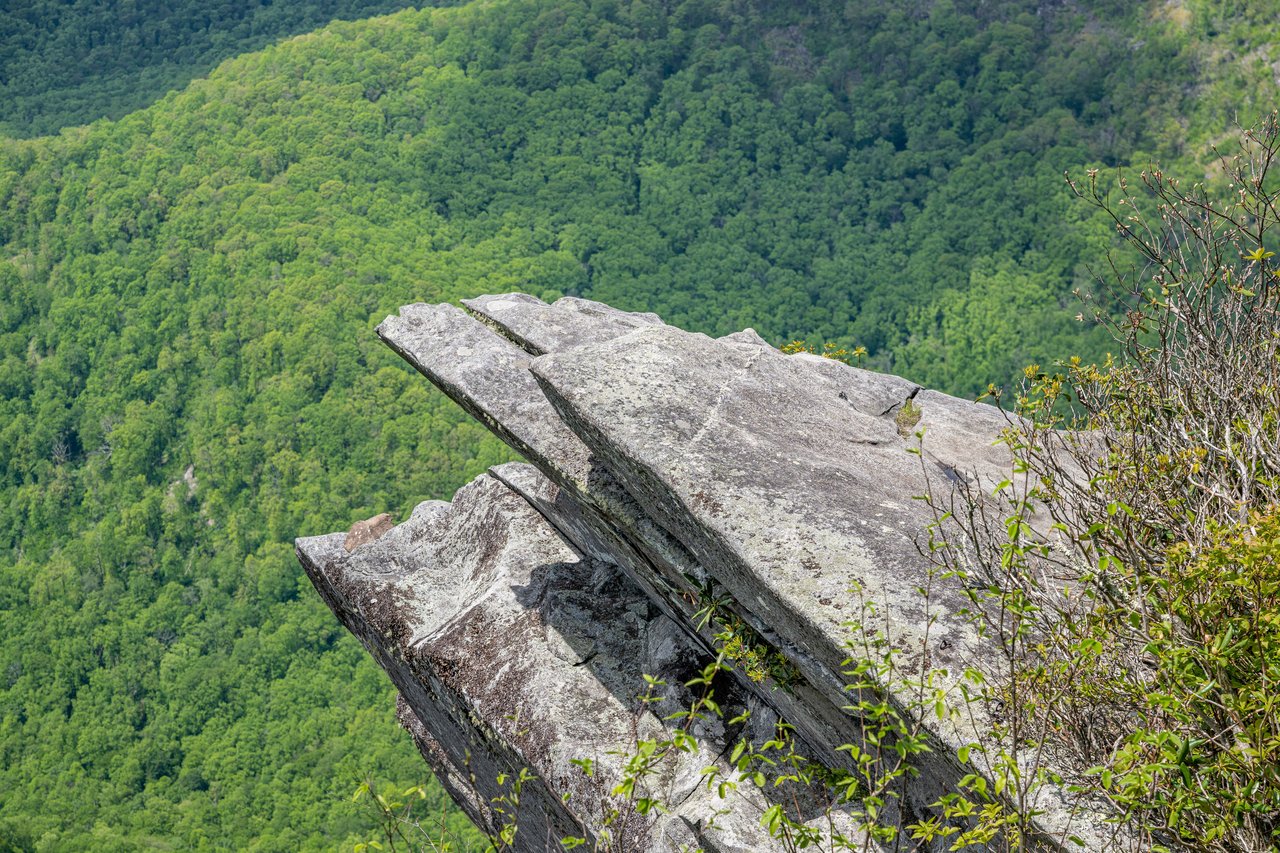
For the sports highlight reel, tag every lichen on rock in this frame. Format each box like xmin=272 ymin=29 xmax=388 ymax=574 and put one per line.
xmin=298 ymin=293 xmax=1112 ymax=851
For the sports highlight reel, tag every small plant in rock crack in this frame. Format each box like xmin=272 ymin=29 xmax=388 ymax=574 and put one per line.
xmin=674 ymin=576 xmax=1032 ymax=850
xmin=909 ymin=447 xmax=1078 ymax=851
xmin=613 ymin=653 xmax=865 ymax=851
xmin=684 ymin=575 xmax=802 ymax=688
xmin=565 ymin=644 xmax=896 ymax=853
xmin=702 ymin=713 xmax=877 ymax=852
xmin=693 ymin=572 xmax=1028 ymax=852
xmin=835 ymin=575 xmax=1030 ymax=851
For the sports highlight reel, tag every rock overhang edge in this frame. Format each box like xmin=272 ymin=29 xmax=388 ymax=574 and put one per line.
xmin=296 ymin=292 xmax=1117 ymax=851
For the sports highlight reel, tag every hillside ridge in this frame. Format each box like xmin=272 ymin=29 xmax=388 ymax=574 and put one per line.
xmin=4 ymin=1 xmax=1279 ymax=846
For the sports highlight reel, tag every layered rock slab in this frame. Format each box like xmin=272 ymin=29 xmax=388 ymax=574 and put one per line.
xmin=378 ymin=296 xmax=1033 ymax=835
xmin=455 ymin=298 xmax=1003 ymax=734
xmin=530 ymin=323 xmax=966 ymax=684
xmin=304 ymin=292 xmax=1116 ymax=850
xmin=379 ymin=300 xmax=868 ymax=775
xmin=297 ymin=470 xmax=850 ymax=852
xmin=527 ymin=321 xmax=1114 ymax=845
xmin=464 ymin=293 xmax=665 ymax=355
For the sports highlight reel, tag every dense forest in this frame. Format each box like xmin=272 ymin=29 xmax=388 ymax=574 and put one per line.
xmin=1 ymin=0 xmax=1278 ymax=848
xmin=0 ymin=0 xmax=446 ymax=137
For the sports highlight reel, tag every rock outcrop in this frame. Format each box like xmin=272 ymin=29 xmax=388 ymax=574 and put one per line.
xmin=296 ymin=294 xmax=1109 ymax=851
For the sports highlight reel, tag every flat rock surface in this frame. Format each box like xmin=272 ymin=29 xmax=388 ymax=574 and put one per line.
xmin=377 ymin=302 xmax=594 ymax=484
xmin=463 ymin=293 xmax=664 ymax=355
xmin=530 ymin=324 xmax=984 ymax=678
xmin=913 ymin=389 xmax=1018 ymax=484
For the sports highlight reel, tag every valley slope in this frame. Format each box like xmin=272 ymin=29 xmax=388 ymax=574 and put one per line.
xmin=0 ymin=0 xmax=1276 ymax=848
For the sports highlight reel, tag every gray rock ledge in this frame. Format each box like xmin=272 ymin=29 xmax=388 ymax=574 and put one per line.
xmin=300 ymin=294 xmax=1120 ymax=851
xmin=298 ymin=470 xmax=874 ymax=851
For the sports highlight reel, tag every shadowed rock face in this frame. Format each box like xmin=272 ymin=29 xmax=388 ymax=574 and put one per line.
xmin=298 ymin=473 xmax=820 ymax=852
xmin=299 ymin=293 xmax=1113 ymax=852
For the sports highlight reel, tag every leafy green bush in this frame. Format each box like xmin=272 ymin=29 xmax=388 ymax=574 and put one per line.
xmin=925 ymin=115 xmax=1280 ymax=851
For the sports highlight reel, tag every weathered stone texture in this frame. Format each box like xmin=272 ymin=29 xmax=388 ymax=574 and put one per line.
xmin=300 ymin=293 xmax=1115 ymax=851
xmin=299 ymin=470 xmax=867 ymax=851
xmin=463 ymin=293 xmax=665 ymax=355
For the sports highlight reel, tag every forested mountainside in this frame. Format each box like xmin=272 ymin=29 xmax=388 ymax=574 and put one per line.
xmin=1 ymin=0 xmax=1277 ymax=848
xmin=0 ymin=0 xmax=444 ymax=137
